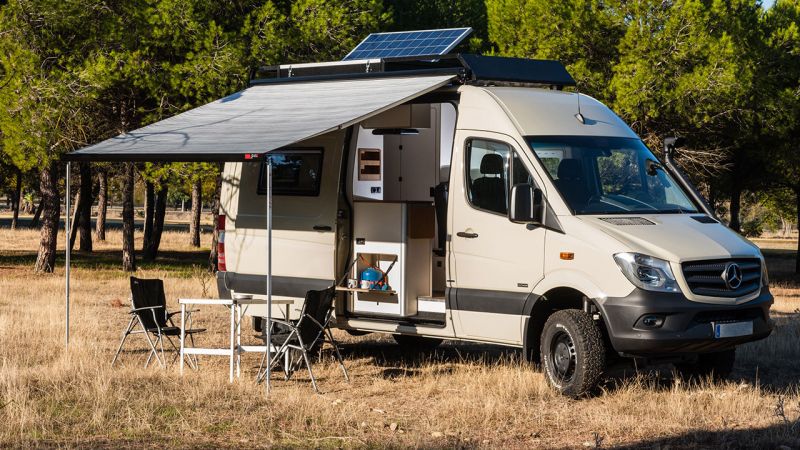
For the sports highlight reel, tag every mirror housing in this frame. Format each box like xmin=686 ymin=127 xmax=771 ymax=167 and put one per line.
xmin=663 ymin=136 xmax=686 ymax=159
xmin=509 ymin=184 xmax=545 ymax=225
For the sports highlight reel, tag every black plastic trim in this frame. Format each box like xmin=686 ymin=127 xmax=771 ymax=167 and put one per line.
xmin=596 ymin=287 xmax=773 ymax=355
xmin=250 ymin=68 xmax=463 ymax=87
xmin=454 ymin=287 xmax=532 ymax=315
xmin=216 ymin=272 xmax=333 ymax=299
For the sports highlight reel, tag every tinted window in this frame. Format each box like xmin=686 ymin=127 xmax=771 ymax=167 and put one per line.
xmin=258 ymin=149 xmax=323 ymax=196
xmin=466 ymin=139 xmax=510 ymax=214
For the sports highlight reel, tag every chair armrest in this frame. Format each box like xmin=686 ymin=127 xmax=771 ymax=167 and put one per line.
xmin=129 ymin=305 xmax=164 ymax=313
xmin=266 ymin=318 xmax=294 ymax=328
xmin=167 ymin=309 xmax=199 ymax=318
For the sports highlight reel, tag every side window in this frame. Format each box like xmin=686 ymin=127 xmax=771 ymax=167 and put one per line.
xmin=258 ymin=148 xmax=323 ymax=196
xmin=466 ymin=139 xmax=510 ymax=214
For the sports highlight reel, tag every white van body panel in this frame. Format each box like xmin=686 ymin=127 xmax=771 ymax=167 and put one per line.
xmin=220 ymin=130 xmax=345 ymax=317
xmin=484 ymin=88 xmax=638 ymax=139
xmin=218 ymin=82 xmax=769 ymax=352
xmin=535 ymin=216 xmax=637 ymax=299
xmin=583 ymin=214 xmax=763 ymax=304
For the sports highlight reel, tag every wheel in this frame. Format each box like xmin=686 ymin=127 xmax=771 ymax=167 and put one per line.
xmin=674 ymin=349 xmax=735 ymax=381
xmin=540 ymin=309 xmax=606 ymax=398
xmin=392 ymin=334 xmax=443 ymax=350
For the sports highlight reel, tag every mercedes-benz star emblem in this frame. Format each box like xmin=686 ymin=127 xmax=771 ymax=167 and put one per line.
xmin=722 ymin=263 xmax=743 ymax=290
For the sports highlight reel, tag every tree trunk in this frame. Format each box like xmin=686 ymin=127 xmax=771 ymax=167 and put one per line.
xmin=34 ymin=162 xmax=61 ymax=273
xmin=10 ymin=167 xmax=21 ymax=230
xmin=145 ymin=185 xmax=167 ymax=261
xmin=68 ymin=190 xmax=80 ymax=250
xmin=142 ymin=181 xmax=155 ymax=252
xmin=121 ymin=163 xmax=136 ymax=272
xmin=729 ymin=187 xmax=741 ymax=232
xmin=29 ymin=199 xmax=43 ymax=229
xmin=77 ymin=162 xmax=92 ymax=252
xmin=96 ymin=168 xmax=107 ymax=241
xmin=209 ymin=164 xmax=223 ymax=271
xmin=189 ymin=178 xmax=201 ymax=248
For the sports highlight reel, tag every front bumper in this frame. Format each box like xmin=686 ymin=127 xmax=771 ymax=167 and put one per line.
xmin=597 ymin=287 xmax=773 ymax=356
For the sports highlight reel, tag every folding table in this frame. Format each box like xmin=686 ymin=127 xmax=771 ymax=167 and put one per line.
xmin=178 ymin=297 xmax=293 ymax=382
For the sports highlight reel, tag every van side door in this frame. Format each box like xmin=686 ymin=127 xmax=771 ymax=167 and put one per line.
xmin=449 ymin=132 xmax=546 ymax=344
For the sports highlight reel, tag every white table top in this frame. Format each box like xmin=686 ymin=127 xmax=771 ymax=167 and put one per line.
xmin=179 ymin=298 xmax=294 ymax=305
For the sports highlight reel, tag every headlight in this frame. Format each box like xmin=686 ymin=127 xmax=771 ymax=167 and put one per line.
xmin=614 ymin=253 xmax=681 ymax=293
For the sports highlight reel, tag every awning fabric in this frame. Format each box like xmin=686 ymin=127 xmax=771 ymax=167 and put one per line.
xmin=65 ymin=74 xmax=455 ymax=162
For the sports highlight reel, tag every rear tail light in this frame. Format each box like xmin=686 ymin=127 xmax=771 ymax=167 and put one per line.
xmin=217 ymin=214 xmax=226 ymax=272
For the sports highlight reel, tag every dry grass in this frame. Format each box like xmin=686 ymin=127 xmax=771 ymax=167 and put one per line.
xmin=1 ymin=229 xmax=799 ymax=449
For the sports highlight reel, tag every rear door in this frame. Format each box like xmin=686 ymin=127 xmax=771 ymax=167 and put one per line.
xmin=449 ymin=131 xmax=547 ymax=344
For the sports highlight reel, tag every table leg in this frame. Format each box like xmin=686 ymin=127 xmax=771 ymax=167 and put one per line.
xmin=180 ymin=303 xmax=186 ymax=376
xmin=229 ymin=303 xmax=235 ymax=383
xmin=236 ymin=303 xmax=242 ymax=378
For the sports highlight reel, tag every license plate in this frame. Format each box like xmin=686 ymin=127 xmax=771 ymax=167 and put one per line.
xmin=713 ymin=321 xmax=753 ymax=338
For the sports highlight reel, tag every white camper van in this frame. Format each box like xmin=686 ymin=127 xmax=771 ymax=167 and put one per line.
xmin=215 ymin=54 xmax=773 ymax=396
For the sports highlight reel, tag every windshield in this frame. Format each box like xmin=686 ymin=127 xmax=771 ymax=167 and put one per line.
xmin=528 ymin=136 xmax=698 ymax=215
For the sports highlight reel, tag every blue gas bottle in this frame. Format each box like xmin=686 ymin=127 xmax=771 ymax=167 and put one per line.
xmin=360 ymin=267 xmax=383 ymax=290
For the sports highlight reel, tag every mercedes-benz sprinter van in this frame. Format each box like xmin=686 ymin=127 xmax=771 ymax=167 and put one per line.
xmin=215 ymin=54 xmax=773 ymax=396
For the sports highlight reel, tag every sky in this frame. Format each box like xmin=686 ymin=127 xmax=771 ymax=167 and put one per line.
xmin=762 ymin=0 xmax=776 ymax=8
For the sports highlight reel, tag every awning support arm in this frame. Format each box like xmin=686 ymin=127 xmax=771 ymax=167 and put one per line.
xmin=65 ymin=161 xmax=71 ymax=348
xmin=265 ymin=156 xmax=273 ymax=394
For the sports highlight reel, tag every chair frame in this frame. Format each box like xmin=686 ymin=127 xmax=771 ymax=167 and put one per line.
xmin=256 ymin=292 xmax=348 ymax=392
xmin=112 ymin=279 xmax=202 ymax=369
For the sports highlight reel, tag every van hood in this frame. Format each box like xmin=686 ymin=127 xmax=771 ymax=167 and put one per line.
xmin=582 ymin=214 xmax=761 ymax=263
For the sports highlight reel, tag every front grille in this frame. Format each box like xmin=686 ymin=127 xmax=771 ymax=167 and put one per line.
xmin=681 ymin=258 xmax=761 ymax=298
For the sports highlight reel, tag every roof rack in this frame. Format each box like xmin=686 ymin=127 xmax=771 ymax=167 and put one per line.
xmin=249 ymin=54 xmax=575 ymax=90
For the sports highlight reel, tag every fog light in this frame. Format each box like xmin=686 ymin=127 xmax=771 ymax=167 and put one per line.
xmin=639 ymin=315 xmax=665 ymax=328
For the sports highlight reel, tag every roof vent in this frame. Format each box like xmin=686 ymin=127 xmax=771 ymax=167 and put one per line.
xmin=599 ymin=217 xmax=656 ymax=226
xmin=691 ymin=215 xmax=718 ymax=224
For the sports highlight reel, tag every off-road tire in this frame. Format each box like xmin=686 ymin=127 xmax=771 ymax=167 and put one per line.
xmin=393 ymin=334 xmax=443 ymax=351
xmin=540 ymin=309 xmax=606 ymax=398
xmin=674 ymin=349 xmax=736 ymax=381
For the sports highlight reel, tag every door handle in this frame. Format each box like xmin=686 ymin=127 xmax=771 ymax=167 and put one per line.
xmin=456 ymin=231 xmax=479 ymax=239
xmin=313 ymin=225 xmax=332 ymax=231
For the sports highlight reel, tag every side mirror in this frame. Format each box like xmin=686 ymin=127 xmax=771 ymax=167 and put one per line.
xmin=509 ymin=184 xmax=545 ymax=225
xmin=663 ymin=136 xmax=686 ymax=158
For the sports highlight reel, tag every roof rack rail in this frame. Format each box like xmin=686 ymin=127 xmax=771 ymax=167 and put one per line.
xmin=249 ymin=54 xmax=575 ymax=90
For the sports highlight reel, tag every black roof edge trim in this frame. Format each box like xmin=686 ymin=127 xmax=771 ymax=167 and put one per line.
xmin=250 ymin=67 xmax=463 ymax=87
xmin=249 ymin=53 xmax=575 ymax=88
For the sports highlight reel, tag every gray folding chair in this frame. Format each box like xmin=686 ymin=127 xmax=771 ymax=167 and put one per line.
xmin=112 ymin=277 xmax=206 ymax=368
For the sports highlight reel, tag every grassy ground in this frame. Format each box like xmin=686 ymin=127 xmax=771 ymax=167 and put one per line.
xmin=0 ymin=229 xmax=799 ymax=449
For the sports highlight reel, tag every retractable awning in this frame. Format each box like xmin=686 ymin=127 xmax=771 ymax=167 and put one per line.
xmin=65 ymin=74 xmax=456 ymax=162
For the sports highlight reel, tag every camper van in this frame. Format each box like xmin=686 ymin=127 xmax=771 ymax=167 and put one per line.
xmin=215 ymin=54 xmax=773 ymax=397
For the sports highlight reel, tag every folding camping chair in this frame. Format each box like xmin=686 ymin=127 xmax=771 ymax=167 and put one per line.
xmin=111 ymin=277 xmax=206 ymax=368
xmin=256 ymin=288 xmax=349 ymax=393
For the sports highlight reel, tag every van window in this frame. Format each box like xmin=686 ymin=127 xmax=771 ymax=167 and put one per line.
xmin=257 ymin=149 xmax=323 ymax=196
xmin=466 ymin=139 xmax=510 ymax=214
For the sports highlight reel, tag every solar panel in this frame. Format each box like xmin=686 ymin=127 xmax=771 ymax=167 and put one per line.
xmin=343 ymin=27 xmax=473 ymax=61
